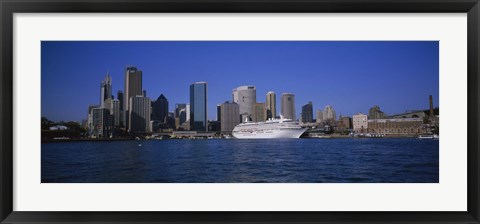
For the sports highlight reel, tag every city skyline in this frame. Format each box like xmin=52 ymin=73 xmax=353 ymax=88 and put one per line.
xmin=41 ymin=41 xmax=439 ymax=122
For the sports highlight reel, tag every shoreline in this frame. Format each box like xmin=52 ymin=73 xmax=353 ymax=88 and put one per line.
xmin=41 ymin=134 xmax=427 ymax=143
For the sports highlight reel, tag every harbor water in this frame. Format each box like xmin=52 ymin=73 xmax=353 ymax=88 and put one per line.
xmin=41 ymin=138 xmax=439 ymax=183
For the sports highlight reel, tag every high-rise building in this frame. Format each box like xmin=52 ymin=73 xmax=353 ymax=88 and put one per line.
xmin=190 ymin=82 xmax=208 ymax=132
xmin=265 ymin=91 xmax=276 ymax=119
xmin=111 ymin=99 xmax=120 ymax=127
xmin=152 ymin=94 xmax=169 ymax=123
xmin=117 ymin=91 xmax=124 ymax=110
xmin=368 ymin=105 xmax=387 ymax=119
xmin=175 ymin=106 xmax=187 ymax=130
xmin=180 ymin=104 xmax=191 ymax=131
xmin=86 ymin=104 xmax=99 ymax=136
xmin=100 ymin=73 xmax=112 ymax=108
xmin=103 ymin=98 xmax=112 ymax=113
xmin=281 ymin=93 xmax=295 ymax=120
xmin=175 ymin=104 xmax=186 ymax=117
xmin=353 ymin=113 xmax=368 ymax=133
xmin=301 ymin=101 xmax=313 ymax=123
xmin=232 ymin=86 xmax=256 ymax=122
xmin=175 ymin=104 xmax=187 ymax=128
xmin=220 ymin=102 xmax=240 ymax=133
xmin=117 ymin=91 xmax=124 ymax=127
xmin=186 ymin=104 xmax=190 ymax=122
xmin=91 ymin=107 xmax=113 ymax=138
xmin=129 ymin=95 xmax=151 ymax=132
xmin=316 ymin=109 xmax=323 ymax=124
xmin=323 ymin=105 xmax=336 ymax=121
xmin=253 ymin=102 xmax=266 ymax=122
xmin=124 ymin=67 xmax=143 ymax=129
xmin=217 ymin=104 xmax=222 ymax=122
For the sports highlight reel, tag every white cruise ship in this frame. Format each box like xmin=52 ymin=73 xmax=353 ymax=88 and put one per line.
xmin=232 ymin=118 xmax=307 ymax=139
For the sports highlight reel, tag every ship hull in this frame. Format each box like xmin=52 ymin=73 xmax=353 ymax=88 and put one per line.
xmin=232 ymin=128 xmax=306 ymax=139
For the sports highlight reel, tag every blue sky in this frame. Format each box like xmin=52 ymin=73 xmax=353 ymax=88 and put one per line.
xmin=41 ymin=41 xmax=439 ymax=122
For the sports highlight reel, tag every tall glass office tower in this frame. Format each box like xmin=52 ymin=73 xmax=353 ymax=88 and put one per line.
xmin=100 ymin=73 xmax=112 ymax=109
xmin=152 ymin=94 xmax=169 ymax=122
xmin=189 ymin=82 xmax=208 ymax=132
xmin=301 ymin=101 xmax=313 ymax=123
xmin=124 ymin=67 xmax=142 ymax=129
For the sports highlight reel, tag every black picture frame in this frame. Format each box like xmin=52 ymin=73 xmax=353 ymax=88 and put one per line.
xmin=1 ymin=0 xmax=479 ymax=223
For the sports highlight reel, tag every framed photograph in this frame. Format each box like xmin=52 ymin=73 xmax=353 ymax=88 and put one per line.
xmin=1 ymin=0 xmax=479 ymax=223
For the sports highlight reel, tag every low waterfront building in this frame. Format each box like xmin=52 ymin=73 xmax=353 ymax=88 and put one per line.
xmin=336 ymin=116 xmax=352 ymax=132
xmin=368 ymin=105 xmax=387 ymax=119
xmin=367 ymin=118 xmax=425 ymax=135
xmin=353 ymin=113 xmax=368 ymax=133
xmin=388 ymin=110 xmax=427 ymax=119
xmin=171 ymin=131 xmax=215 ymax=138
xmin=208 ymin=120 xmax=221 ymax=132
xmin=49 ymin=125 xmax=68 ymax=131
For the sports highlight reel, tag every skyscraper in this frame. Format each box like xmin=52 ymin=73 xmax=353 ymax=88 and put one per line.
xmin=129 ymin=95 xmax=151 ymax=132
xmin=91 ymin=107 xmax=113 ymax=138
xmin=86 ymin=104 xmax=99 ymax=136
xmin=111 ymin=99 xmax=120 ymax=127
xmin=124 ymin=67 xmax=142 ymax=129
xmin=175 ymin=103 xmax=187 ymax=125
xmin=190 ymin=82 xmax=208 ymax=132
xmin=186 ymin=103 xmax=190 ymax=121
xmin=174 ymin=104 xmax=187 ymax=130
xmin=175 ymin=104 xmax=186 ymax=117
xmin=323 ymin=105 xmax=336 ymax=121
xmin=265 ymin=91 xmax=276 ymax=120
xmin=152 ymin=94 xmax=169 ymax=123
xmin=232 ymin=86 xmax=256 ymax=122
xmin=301 ymin=101 xmax=313 ymax=123
xmin=100 ymin=73 xmax=112 ymax=108
xmin=316 ymin=109 xmax=323 ymax=124
xmin=217 ymin=104 xmax=222 ymax=122
xmin=220 ymin=101 xmax=240 ymax=133
xmin=253 ymin=102 xmax=266 ymax=122
xmin=117 ymin=90 xmax=124 ymax=127
xmin=281 ymin=93 xmax=295 ymax=120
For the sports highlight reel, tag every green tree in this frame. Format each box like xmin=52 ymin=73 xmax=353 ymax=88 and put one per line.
xmin=41 ymin=117 xmax=54 ymax=130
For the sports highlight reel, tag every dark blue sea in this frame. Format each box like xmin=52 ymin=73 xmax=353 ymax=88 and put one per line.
xmin=41 ymin=138 xmax=439 ymax=183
